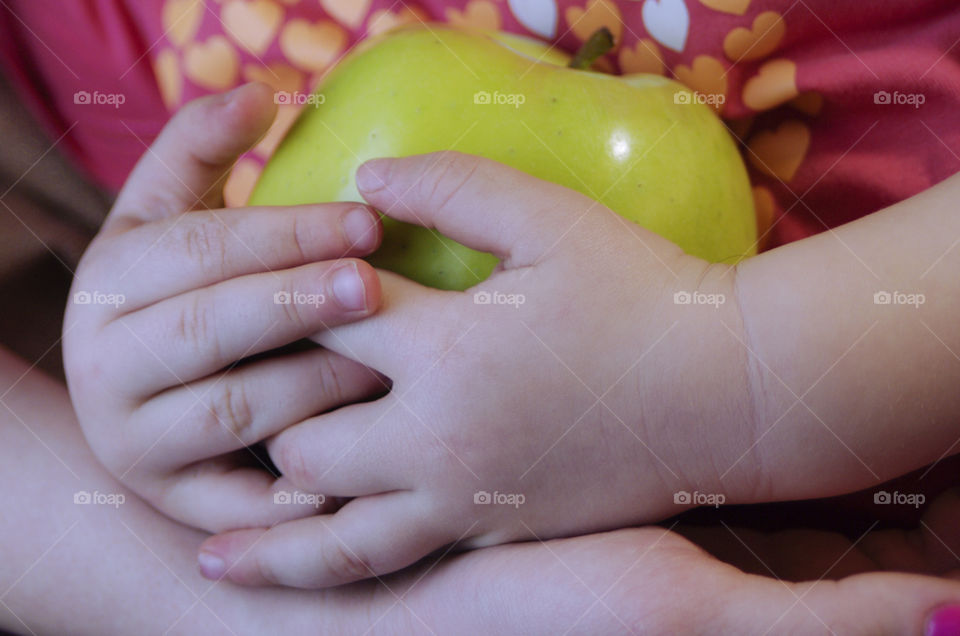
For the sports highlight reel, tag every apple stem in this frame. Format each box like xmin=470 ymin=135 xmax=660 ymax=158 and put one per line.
xmin=568 ymin=27 xmax=615 ymax=70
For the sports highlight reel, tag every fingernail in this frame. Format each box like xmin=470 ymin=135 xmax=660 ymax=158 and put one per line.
xmin=926 ymin=604 xmax=960 ymax=636
xmin=198 ymin=550 xmax=227 ymax=580
xmin=332 ymin=262 xmax=367 ymax=312
xmin=342 ymin=207 xmax=377 ymax=250
xmin=356 ymin=159 xmax=389 ymax=193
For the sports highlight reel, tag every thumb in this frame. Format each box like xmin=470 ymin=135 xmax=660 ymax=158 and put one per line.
xmin=109 ymin=82 xmax=276 ymax=228
xmin=355 ymin=151 xmax=619 ymax=268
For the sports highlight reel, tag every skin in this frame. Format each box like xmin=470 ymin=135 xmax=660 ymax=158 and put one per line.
xmin=3 ymin=346 xmax=960 ymax=634
xmin=53 ymin=85 xmax=960 ymax=630
xmin=62 ymin=84 xmax=388 ymax=533
xmin=203 ymin=151 xmax=960 ymax=587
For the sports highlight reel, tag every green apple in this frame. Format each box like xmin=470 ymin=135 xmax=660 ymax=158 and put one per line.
xmin=249 ymin=25 xmax=756 ymax=291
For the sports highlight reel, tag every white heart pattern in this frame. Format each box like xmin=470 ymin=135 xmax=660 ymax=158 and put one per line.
xmin=507 ymin=0 xmax=557 ymax=39
xmin=642 ymin=0 xmax=689 ymax=52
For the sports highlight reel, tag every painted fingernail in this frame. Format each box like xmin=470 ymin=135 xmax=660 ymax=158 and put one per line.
xmin=356 ymin=159 xmax=389 ymax=193
xmin=198 ymin=550 xmax=227 ymax=580
xmin=332 ymin=262 xmax=367 ymax=312
xmin=926 ymin=604 xmax=960 ymax=636
xmin=342 ymin=207 xmax=377 ymax=250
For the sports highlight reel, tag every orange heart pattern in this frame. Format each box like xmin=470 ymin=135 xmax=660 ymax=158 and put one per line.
xmin=742 ymin=58 xmax=798 ymax=111
xmin=566 ymin=0 xmax=623 ymax=45
xmin=367 ymin=6 xmax=429 ymax=36
xmin=747 ymin=120 xmax=810 ymax=182
xmin=320 ymin=0 xmax=371 ymax=28
xmin=253 ymin=104 xmax=303 ymax=158
xmin=279 ymin=19 xmax=347 ymax=71
xmin=751 ymin=185 xmax=776 ymax=250
xmin=222 ymin=0 xmax=284 ymax=55
xmin=183 ymin=35 xmax=240 ymax=90
xmin=154 ymin=49 xmax=182 ymax=110
xmin=699 ymin=0 xmax=750 ymax=15
xmin=446 ymin=0 xmax=502 ymax=31
xmin=618 ymin=39 xmax=664 ymax=75
xmin=156 ymin=0 xmax=813 ymax=224
xmin=224 ymin=158 xmax=263 ymax=207
xmin=723 ymin=11 xmax=785 ymax=62
xmin=163 ymin=0 xmax=203 ymax=47
xmin=243 ymin=62 xmax=304 ymax=94
xmin=674 ymin=55 xmax=728 ymax=113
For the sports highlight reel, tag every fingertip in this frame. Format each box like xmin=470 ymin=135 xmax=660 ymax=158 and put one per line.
xmin=341 ymin=205 xmax=382 ymax=254
xmin=220 ymin=81 xmax=277 ymax=135
xmin=199 ymin=528 xmax=270 ymax=585
xmin=198 ymin=549 xmax=227 ymax=581
xmin=355 ymin=158 xmax=392 ymax=196
xmin=328 ymin=258 xmax=382 ymax=315
xmin=353 ymin=258 xmax=383 ymax=313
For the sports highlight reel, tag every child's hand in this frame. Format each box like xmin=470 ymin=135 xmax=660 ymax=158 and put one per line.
xmin=197 ymin=151 xmax=758 ymax=587
xmin=63 ymin=84 xmax=385 ymax=532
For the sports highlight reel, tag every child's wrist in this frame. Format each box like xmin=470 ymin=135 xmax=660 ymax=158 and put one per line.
xmin=650 ymin=260 xmax=762 ymax=508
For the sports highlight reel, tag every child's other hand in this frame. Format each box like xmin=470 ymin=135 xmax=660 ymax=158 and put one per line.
xmin=197 ymin=151 xmax=758 ymax=587
xmin=63 ymin=84 xmax=385 ymax=532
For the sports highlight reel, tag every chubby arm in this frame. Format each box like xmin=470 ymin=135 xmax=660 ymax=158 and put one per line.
xmin=734 ymin=172 xmax=960 ymax=501
xmin=197 ymin=153 xmax=958 ymax=589
xmin=0 ymin=344 xmax=376 ymax=634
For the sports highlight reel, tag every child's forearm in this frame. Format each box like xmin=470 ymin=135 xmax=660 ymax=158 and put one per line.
xmin=0 ymin=346 xmax=363 ymax=634
xmin=733 ymin=172 xmax=960 ymax=501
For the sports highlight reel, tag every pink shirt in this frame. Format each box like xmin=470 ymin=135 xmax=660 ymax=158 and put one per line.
xmin=2 ymin=0 xmax=959 ymax=249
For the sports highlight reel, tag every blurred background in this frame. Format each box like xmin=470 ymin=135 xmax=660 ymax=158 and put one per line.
xmin=0 ymin=74 xmax=111 ymax=380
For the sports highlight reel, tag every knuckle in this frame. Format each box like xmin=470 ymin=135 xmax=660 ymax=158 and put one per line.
xmin=314 ymin=354 xmax=346 ymax=405
xmin=253 ymin=549 xmax=281 ymax=586
xmin=287 ymin=212 xmax=314 ymax=263
xmin=275 ymin=280 xmax=311 ymax=331
xmin=205 ymin=380 xmax=255 ymax=442
xmin=273 ymin=435 xmax=316 ymax=490
xmin=418 ymin=151 xmax=482 ymax=214
xmin=173 ymin=218 xmax=229 ymax=278
xmin=174 ymin=292 xmax=219 ymax=359
xmin=321 ymin=538 xmax=374 ymax=583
